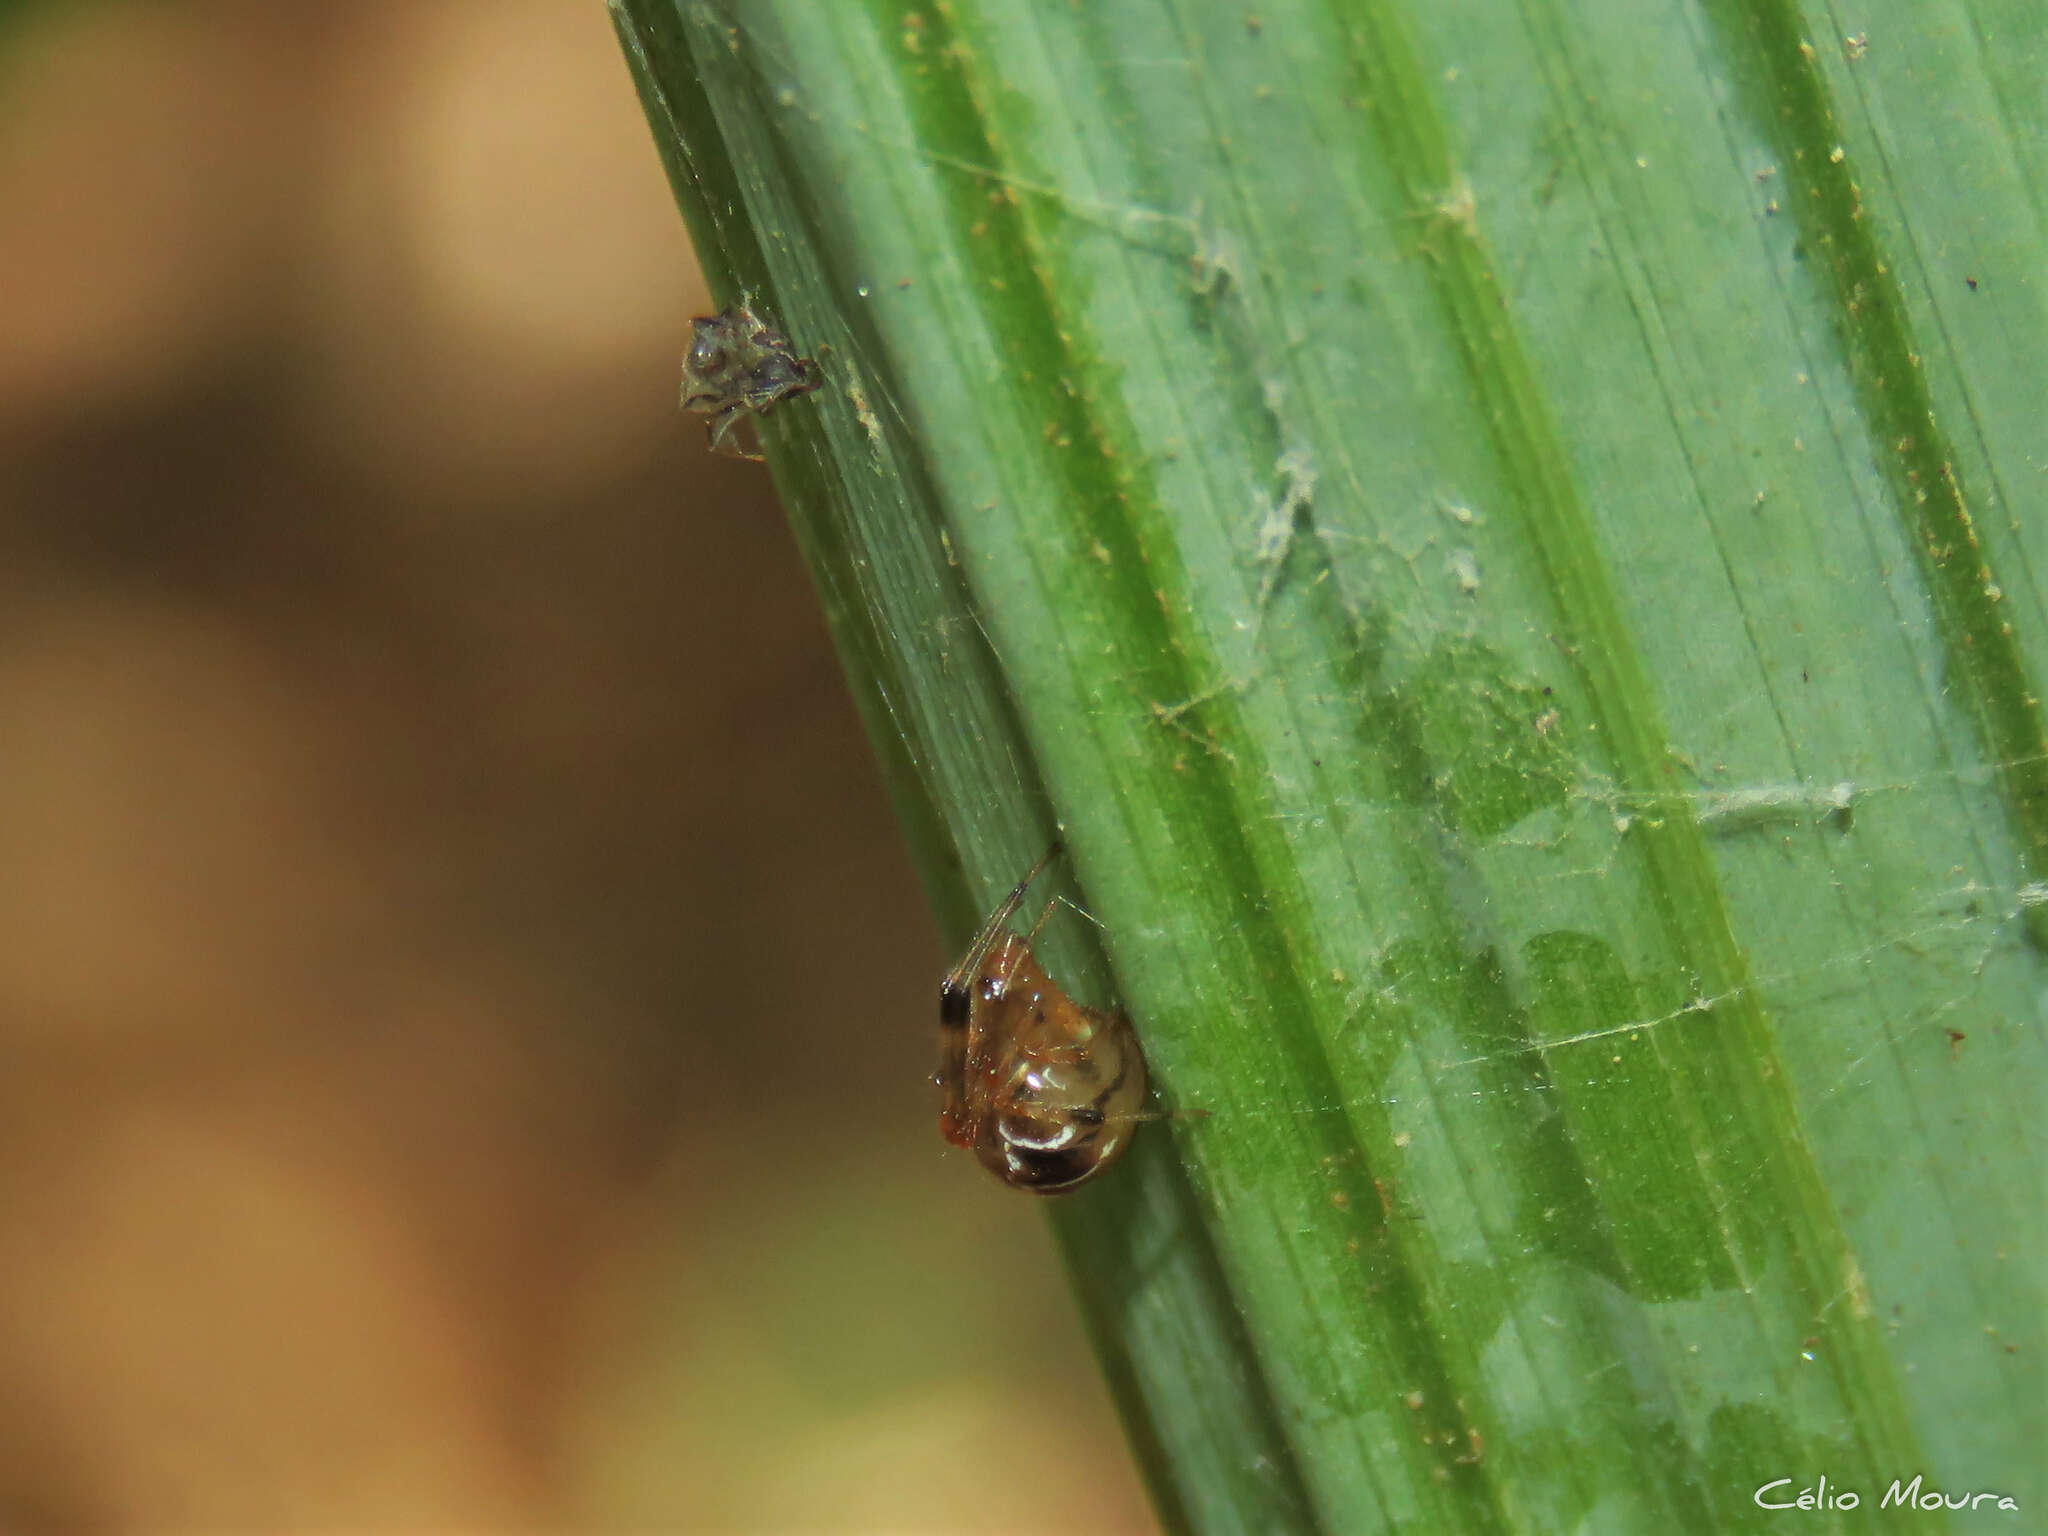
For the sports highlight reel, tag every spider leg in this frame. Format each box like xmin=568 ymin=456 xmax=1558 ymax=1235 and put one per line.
xmin=706 ymin=405 xmax=766 ymax=463
xmin=1024 ymin=891 xmax=1103 ymax=942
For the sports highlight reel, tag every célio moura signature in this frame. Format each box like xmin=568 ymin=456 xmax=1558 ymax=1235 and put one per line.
xmin=1754 ymin=1474 xmax=2019 ymax=1514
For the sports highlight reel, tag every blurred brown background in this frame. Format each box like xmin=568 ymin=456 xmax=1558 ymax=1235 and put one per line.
xmin=0 ymin=2 xmax=1151 ymax=1529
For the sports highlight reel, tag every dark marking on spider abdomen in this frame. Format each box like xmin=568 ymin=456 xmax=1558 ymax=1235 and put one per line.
xmin=939 ymin=981 xmax=970 ymax=1029
xmin=1000 ymin=1141 xmax=1101 ymax=1193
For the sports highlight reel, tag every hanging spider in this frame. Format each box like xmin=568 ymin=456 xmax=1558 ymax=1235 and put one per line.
xmin=937 ymin=844 xmax=1148 ymax=1194
xmin=680 ymin=298 xmax=822 ymax=459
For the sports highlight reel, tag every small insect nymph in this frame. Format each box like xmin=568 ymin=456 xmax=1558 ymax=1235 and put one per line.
xmin=680 ymin=299 xmax=822 ymax=458
xmin=938 ymin=844 xmax=1147 ymax=1194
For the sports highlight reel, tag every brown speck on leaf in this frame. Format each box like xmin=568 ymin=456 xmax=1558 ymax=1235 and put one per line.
xmin=1947 ymin=1028 xmax=1966 ymax=1060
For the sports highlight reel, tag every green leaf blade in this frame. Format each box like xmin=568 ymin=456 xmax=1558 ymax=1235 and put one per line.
xmin=614 ymin=0 xmax=2046 ymax=1528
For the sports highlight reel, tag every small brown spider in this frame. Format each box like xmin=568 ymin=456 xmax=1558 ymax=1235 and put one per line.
xmin=937 ymin=844 xmax=1148 ymax=1194
xmin=680 ymin=299 xmax=822 ymax=459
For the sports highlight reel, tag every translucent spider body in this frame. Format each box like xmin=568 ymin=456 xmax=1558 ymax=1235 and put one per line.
xmin=937 ymin=845 xmax=1147 ymax=1194
xmin=680 ymin=300 xmax=821 ymax=458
